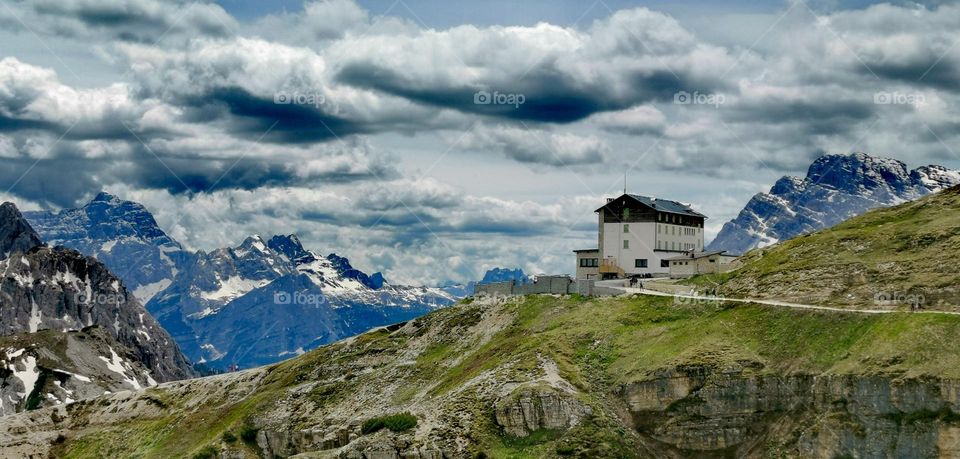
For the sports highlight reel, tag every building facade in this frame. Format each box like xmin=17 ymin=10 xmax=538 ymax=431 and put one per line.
xmin=574 ymin=193 xmax=706 ymax=279
xmin=666 ymin=251 xmax=741 ymax=278
xmin=573 ymin=249 xmax=600 ymax=280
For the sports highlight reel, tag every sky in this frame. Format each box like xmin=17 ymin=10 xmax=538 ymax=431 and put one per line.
xmin=1 ymin=0 xmax=958 ymax=285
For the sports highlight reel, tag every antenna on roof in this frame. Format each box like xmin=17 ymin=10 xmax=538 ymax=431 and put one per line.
xmin=623 ymin=171 xmax=627 ymax=195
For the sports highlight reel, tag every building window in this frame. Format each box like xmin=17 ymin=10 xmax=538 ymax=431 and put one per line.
xmin=635 ymin=259 xmax=648 ymax=268
xmin=623 ymin=224 xmax=629 ymax=233
xmin=661 ymin=260 xmax=669 ymax=268
xmin=580 ymin=258 xmax=599 ymax=268
xmin=623 ymin=240 xmax=629 ymax=249
xmin=623 ymin=208 xmax=630 ymax=220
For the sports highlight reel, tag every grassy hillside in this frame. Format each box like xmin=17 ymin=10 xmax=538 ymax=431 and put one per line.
xmin=690 ymin=185 xmax=960 ymax=310
xmin=5 ymin=295 xmax=960 ymax=458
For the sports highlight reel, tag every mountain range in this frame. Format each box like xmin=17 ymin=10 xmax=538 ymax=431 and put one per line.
xmin=709 ymin=152 xmax=960 ymax=254
xmin=24 ymin=193 xmax=475 ymax=370
xmin=146 ymin=233 xmax=462 ymax=368
xmin=0 ymin=202 xmax=195 ymax=415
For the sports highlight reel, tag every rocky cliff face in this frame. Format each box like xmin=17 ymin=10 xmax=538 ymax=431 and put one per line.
xmin=0 ymin=203 xmax=42 ymax=260
xmin=624 ymin=365 xmax=960 ymax=457
xmin=709 ymin=152 xmax=960 ymax=254
xmin=24 ymin=192 xmax=192 ymax=304
xmin=0 ymin=327 xmax=161 ymax=416
xmin=0 ymin=202 xmax=195 ymax=414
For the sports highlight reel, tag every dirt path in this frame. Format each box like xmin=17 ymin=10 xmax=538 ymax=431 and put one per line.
xmin=607 ymin=284 xmax=960 ymax=316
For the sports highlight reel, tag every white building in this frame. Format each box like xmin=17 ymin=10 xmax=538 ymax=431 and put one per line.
xmin=574 ymin=193 xmax=707 ymax=279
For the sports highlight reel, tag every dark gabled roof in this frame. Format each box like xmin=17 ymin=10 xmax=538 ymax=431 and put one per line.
xmin=594 ymin=193 xmax=707 ymax=218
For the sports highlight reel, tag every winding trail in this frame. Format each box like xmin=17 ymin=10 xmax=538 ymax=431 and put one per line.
xmin=598 ymin=281 xmax=960 ymax=316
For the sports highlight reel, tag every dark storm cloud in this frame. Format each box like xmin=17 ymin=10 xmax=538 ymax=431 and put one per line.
xmin=0 ymin=157 xmax=106 ymax=207
xmin=202 ymin=87 xmax=371 ymax=143
xmin=725 ymin=95 xmax=876 ymax=136
xmin=337 ymin=63 xmax=705 ymax=124
xmin=863 ymin=59 xmax=960 ymax=92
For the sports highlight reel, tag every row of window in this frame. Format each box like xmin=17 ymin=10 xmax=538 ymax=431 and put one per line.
xmin=579 ymin=258 xmax=599 ymax=268
xmin=618 ymin=209 xmax=703 ymax=228
xmin=656 ymin=240 xmax=701 ymax=251
xmin=633 ymin=259 xmax=671 ymax=268
xmin=657 ymin=224 xmax=701 ymax=236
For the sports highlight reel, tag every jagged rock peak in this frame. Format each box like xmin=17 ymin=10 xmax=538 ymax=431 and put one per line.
xmin=0 ymin=202 xmax=43 ymax=260
xmin=91 ymin=191 xmax=120 ymax=203
xmin=326 ymin=253 xmax=385 ymax=289
xmin=267 ymin=234 xmax=316 ymax=264
xmin=480 ymin=267 xmax=528 ymax=285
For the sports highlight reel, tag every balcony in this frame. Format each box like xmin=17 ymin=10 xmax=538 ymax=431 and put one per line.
xmin=598 ymin=258 xmax=624 ymax=278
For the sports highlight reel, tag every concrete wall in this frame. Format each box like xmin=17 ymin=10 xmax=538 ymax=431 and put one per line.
xmin=474 ymin=281 xmax=515 ymax=296
xmin=474 ymin=275 xmax=619 ymax=297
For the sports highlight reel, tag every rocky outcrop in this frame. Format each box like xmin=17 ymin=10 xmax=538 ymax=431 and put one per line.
xmin=623 ymin=363 xmax=960 ymax=457
xmin=0 ymin=203 xmax=42 ymax=260
xmin=0 ymin=245 xmax=195 ymax=382
xmin=0 ymin=327 xmax=161 ymax=415
xmin=494 ymin=385 xmax=592 ymax=437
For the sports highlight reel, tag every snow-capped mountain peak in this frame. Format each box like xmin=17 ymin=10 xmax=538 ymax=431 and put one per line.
xmin=709 ymin=152 xmax=960 ymax=254
xmin=146 ymin=232 xmax=460 ymax=369
xmin=24 ymin=193 xmax=191 ymax=304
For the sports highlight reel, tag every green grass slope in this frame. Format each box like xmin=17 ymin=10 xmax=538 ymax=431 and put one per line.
xmin=4 ymin=295 xmax=960 ymax=458
xmin=692 ymin=185 xmax=960 ymax=310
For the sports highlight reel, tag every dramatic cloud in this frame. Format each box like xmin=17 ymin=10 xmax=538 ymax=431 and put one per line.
xmin=1 ymin=0 xmax=960 ymax=282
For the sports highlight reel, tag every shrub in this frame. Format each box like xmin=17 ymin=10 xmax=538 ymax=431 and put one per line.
xmin=361 ymin=412 xmax=418 ymax=434
xmin=191 ymin=445 xmax=218 ymax=459
xmin=239 ymin=424 xmax=259 ymax=444
xmin=221 ymin=431 xmax=237 ymax=443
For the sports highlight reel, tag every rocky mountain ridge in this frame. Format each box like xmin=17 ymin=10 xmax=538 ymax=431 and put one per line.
xmin=146 ymin=233 xmax=461 ymax=369
xmin=0 ymin=202 xmax=195 ymax=415
xmin=24 ymin=192 xmax=192 ymax=304
xmin=709 ymin=152 xmax=960 ymax=254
